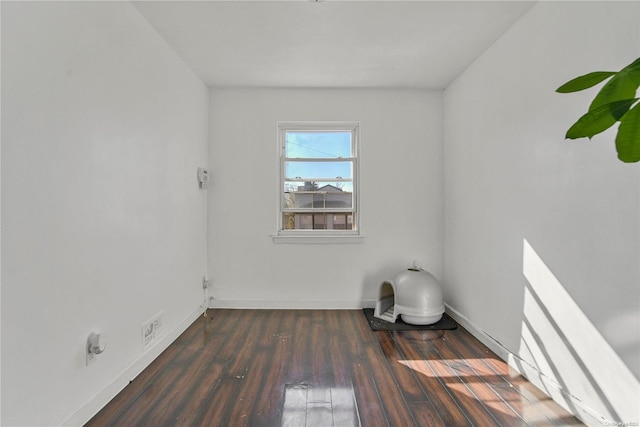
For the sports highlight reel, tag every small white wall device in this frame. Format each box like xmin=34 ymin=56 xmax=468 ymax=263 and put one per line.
xmin=197 ymin=167 xmax=209 ymax=189
xmin=86 ymin=332 xmax=107 ymax=365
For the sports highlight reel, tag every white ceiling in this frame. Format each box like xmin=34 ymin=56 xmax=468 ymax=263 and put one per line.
xmin=132 ymin=0 xmax=535 ymax=89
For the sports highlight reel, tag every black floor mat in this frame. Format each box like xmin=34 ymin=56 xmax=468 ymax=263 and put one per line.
xmin=363 ymin=308 xmax=457 ymax=331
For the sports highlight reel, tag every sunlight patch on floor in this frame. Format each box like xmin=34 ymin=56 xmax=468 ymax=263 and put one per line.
xmin=282 ymin=384 xmax=359 ymax=427
xmin=398 ymin=358 xmax=493 ymax=378
xmin=398 ymin=358 xmax=527 ymax=421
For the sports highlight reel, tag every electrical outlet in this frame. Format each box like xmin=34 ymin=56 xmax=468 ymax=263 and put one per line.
xmin=142 ymin=311 xmax=164 ymax=351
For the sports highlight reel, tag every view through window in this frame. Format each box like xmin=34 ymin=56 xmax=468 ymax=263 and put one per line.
xmin=279 ymin=122 xmax=358 ymax=233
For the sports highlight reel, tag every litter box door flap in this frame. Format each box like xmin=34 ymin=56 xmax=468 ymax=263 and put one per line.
xmin=374 ymin=281 xmax=398 ymax=323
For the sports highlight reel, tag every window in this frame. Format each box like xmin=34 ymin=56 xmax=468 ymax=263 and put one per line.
xmin=277 ymin=122 xmax=359 ymax=240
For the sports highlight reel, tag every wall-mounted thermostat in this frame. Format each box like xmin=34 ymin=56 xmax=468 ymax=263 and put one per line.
xmin=197 ymin=167 xmax=209 ymax=189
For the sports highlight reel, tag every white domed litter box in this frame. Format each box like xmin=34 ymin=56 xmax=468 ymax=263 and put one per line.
xmin=374 ymin=268 xmax=444 ymax=325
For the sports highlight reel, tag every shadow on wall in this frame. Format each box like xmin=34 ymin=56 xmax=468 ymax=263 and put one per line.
xmin=516 ymin=239 xmax=639 ymax=425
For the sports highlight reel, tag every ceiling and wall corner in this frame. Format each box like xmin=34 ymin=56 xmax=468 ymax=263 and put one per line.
xmin=131 ymin=0 xmax=536 ymax=89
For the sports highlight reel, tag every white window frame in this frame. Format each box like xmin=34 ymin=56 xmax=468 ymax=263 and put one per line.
xmin=273 ymin=121 xmax=362 ymax=244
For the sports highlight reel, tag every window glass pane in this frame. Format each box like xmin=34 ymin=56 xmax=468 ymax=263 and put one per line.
xmin=284 ymin=180 xmax=353 ymax=194
xmin=283 ymin=184 xmax=353 ymax=209
xmin=298 ymin=214 xmax=313 ymax=229
xmin=282 ymin=212 xmax=355 ymax=231
xmin=285 ymin=131 xmax=352 ymax=158
xmin=313 ymin=214 xmax=326 ymax=230
xmin=285 ymin=161 xmax=352 ymax=181
xmin=282 ymin=213 xmax=296 ymax=230
xmin=333 ymin=214 xmax=347 ymax=230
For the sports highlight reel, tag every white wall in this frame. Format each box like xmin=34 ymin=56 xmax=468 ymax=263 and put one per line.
xmin=443 ymin=2 xmax=639 ymax=425
xmin=208 ymin=89 xmax=442 ymax=308
xmin=1 ymin=2 xmax=209 ymax=425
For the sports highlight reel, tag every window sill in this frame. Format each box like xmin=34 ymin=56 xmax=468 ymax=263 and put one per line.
xmin=271 ymin=234 xmax=364 ymax=244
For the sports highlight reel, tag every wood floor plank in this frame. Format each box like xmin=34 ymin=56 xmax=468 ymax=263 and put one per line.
xmin=222 ymin=311 xmax=267 ymax=379
xmin=376 ymin=331 xmax=425 ymax=402
xmin=329 ymin=335 xmax=356 ymax=389
xmin=454 ymin=327 xmax=583 ymax=426
xmin=309 ymin=311 xmax=333 ymax=387
xmin=86 ymin=310 xmax=584 ymax=427
xmin=342 ymin=311 xmax=368 ymax=360
xmin=327 ymin=312 xmax=358 ymax=388
xmin=227 ymin=350 xmax=271 ymax=426
xmin=408 ymin=401 xmax=446 ymax=427
xmin=431 ymin=334 xmax=527 ymax=426
xmin=362 ymin=344 xmax=416 ymax=426
xmin=307 ymin=404 xmax=333 ymax=427
xmin=393 ymin=331 xmax=474 ymax=426
xmin=420 ymin=350 xmax=503 ymax=426
xmin=282 ymin=384 xmax=308 ymax=427
xmin=287 ymin=311 xmax=313 ymax=386
xmin=331 ymin=386 xmax=360 ymax=427
xmin=195 ymin=377 xmax=240 ymax=427
xmin=169 ymin=361 xmax=226 ymax=426
xmin=442 ymin=328 xmax=557 ymax=427
xmin=351 ymin=360 xmax=389 ymax=426
xmin=100 ymin=362 xmax=185 ymax=426
xmin=143 ymin=347 xmax=220 ymax=426
xmin=251 ymin=311 xmax=294 ymax=426
xmin=514 ymin=383 xmax=586 ymax=427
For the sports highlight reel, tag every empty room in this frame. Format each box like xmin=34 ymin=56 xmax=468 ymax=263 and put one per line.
xmin=1 ymin=1 xmax=638 ymax=426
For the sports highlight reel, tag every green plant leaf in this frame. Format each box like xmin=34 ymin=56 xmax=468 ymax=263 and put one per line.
xmin=615 ymin=102 xmax=640 ymax=163
xmin=556 ymin=71 xmax=616 ymax=93
xmin=565 ymin=98 xmax=638 ymax=139
xmin=589 ymin=58 xmax=640 ymax=110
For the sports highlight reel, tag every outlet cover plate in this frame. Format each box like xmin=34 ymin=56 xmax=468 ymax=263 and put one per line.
xmin=142 ymin=311 xmax=164 ymax=351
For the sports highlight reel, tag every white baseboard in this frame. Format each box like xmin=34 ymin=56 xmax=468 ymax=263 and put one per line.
xmin=444 ymin=303 xmax=609 ymax=427
xmin=443 ymin=303 xmax=512 ymax=361
xmin=209 ymin=298 xmax=378 ymax=310
xmin=62 ymin=304 xmax=205 ymax=427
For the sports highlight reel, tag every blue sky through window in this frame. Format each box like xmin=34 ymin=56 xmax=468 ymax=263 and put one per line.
xmin=284 ymin=131 xmax=354 ymax=192
xmin=285 ymin=131 xmax=352 ymax=159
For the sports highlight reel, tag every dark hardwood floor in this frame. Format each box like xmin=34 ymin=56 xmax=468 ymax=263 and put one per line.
xmin=86 ymin=309 xmax=584 ymax=426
